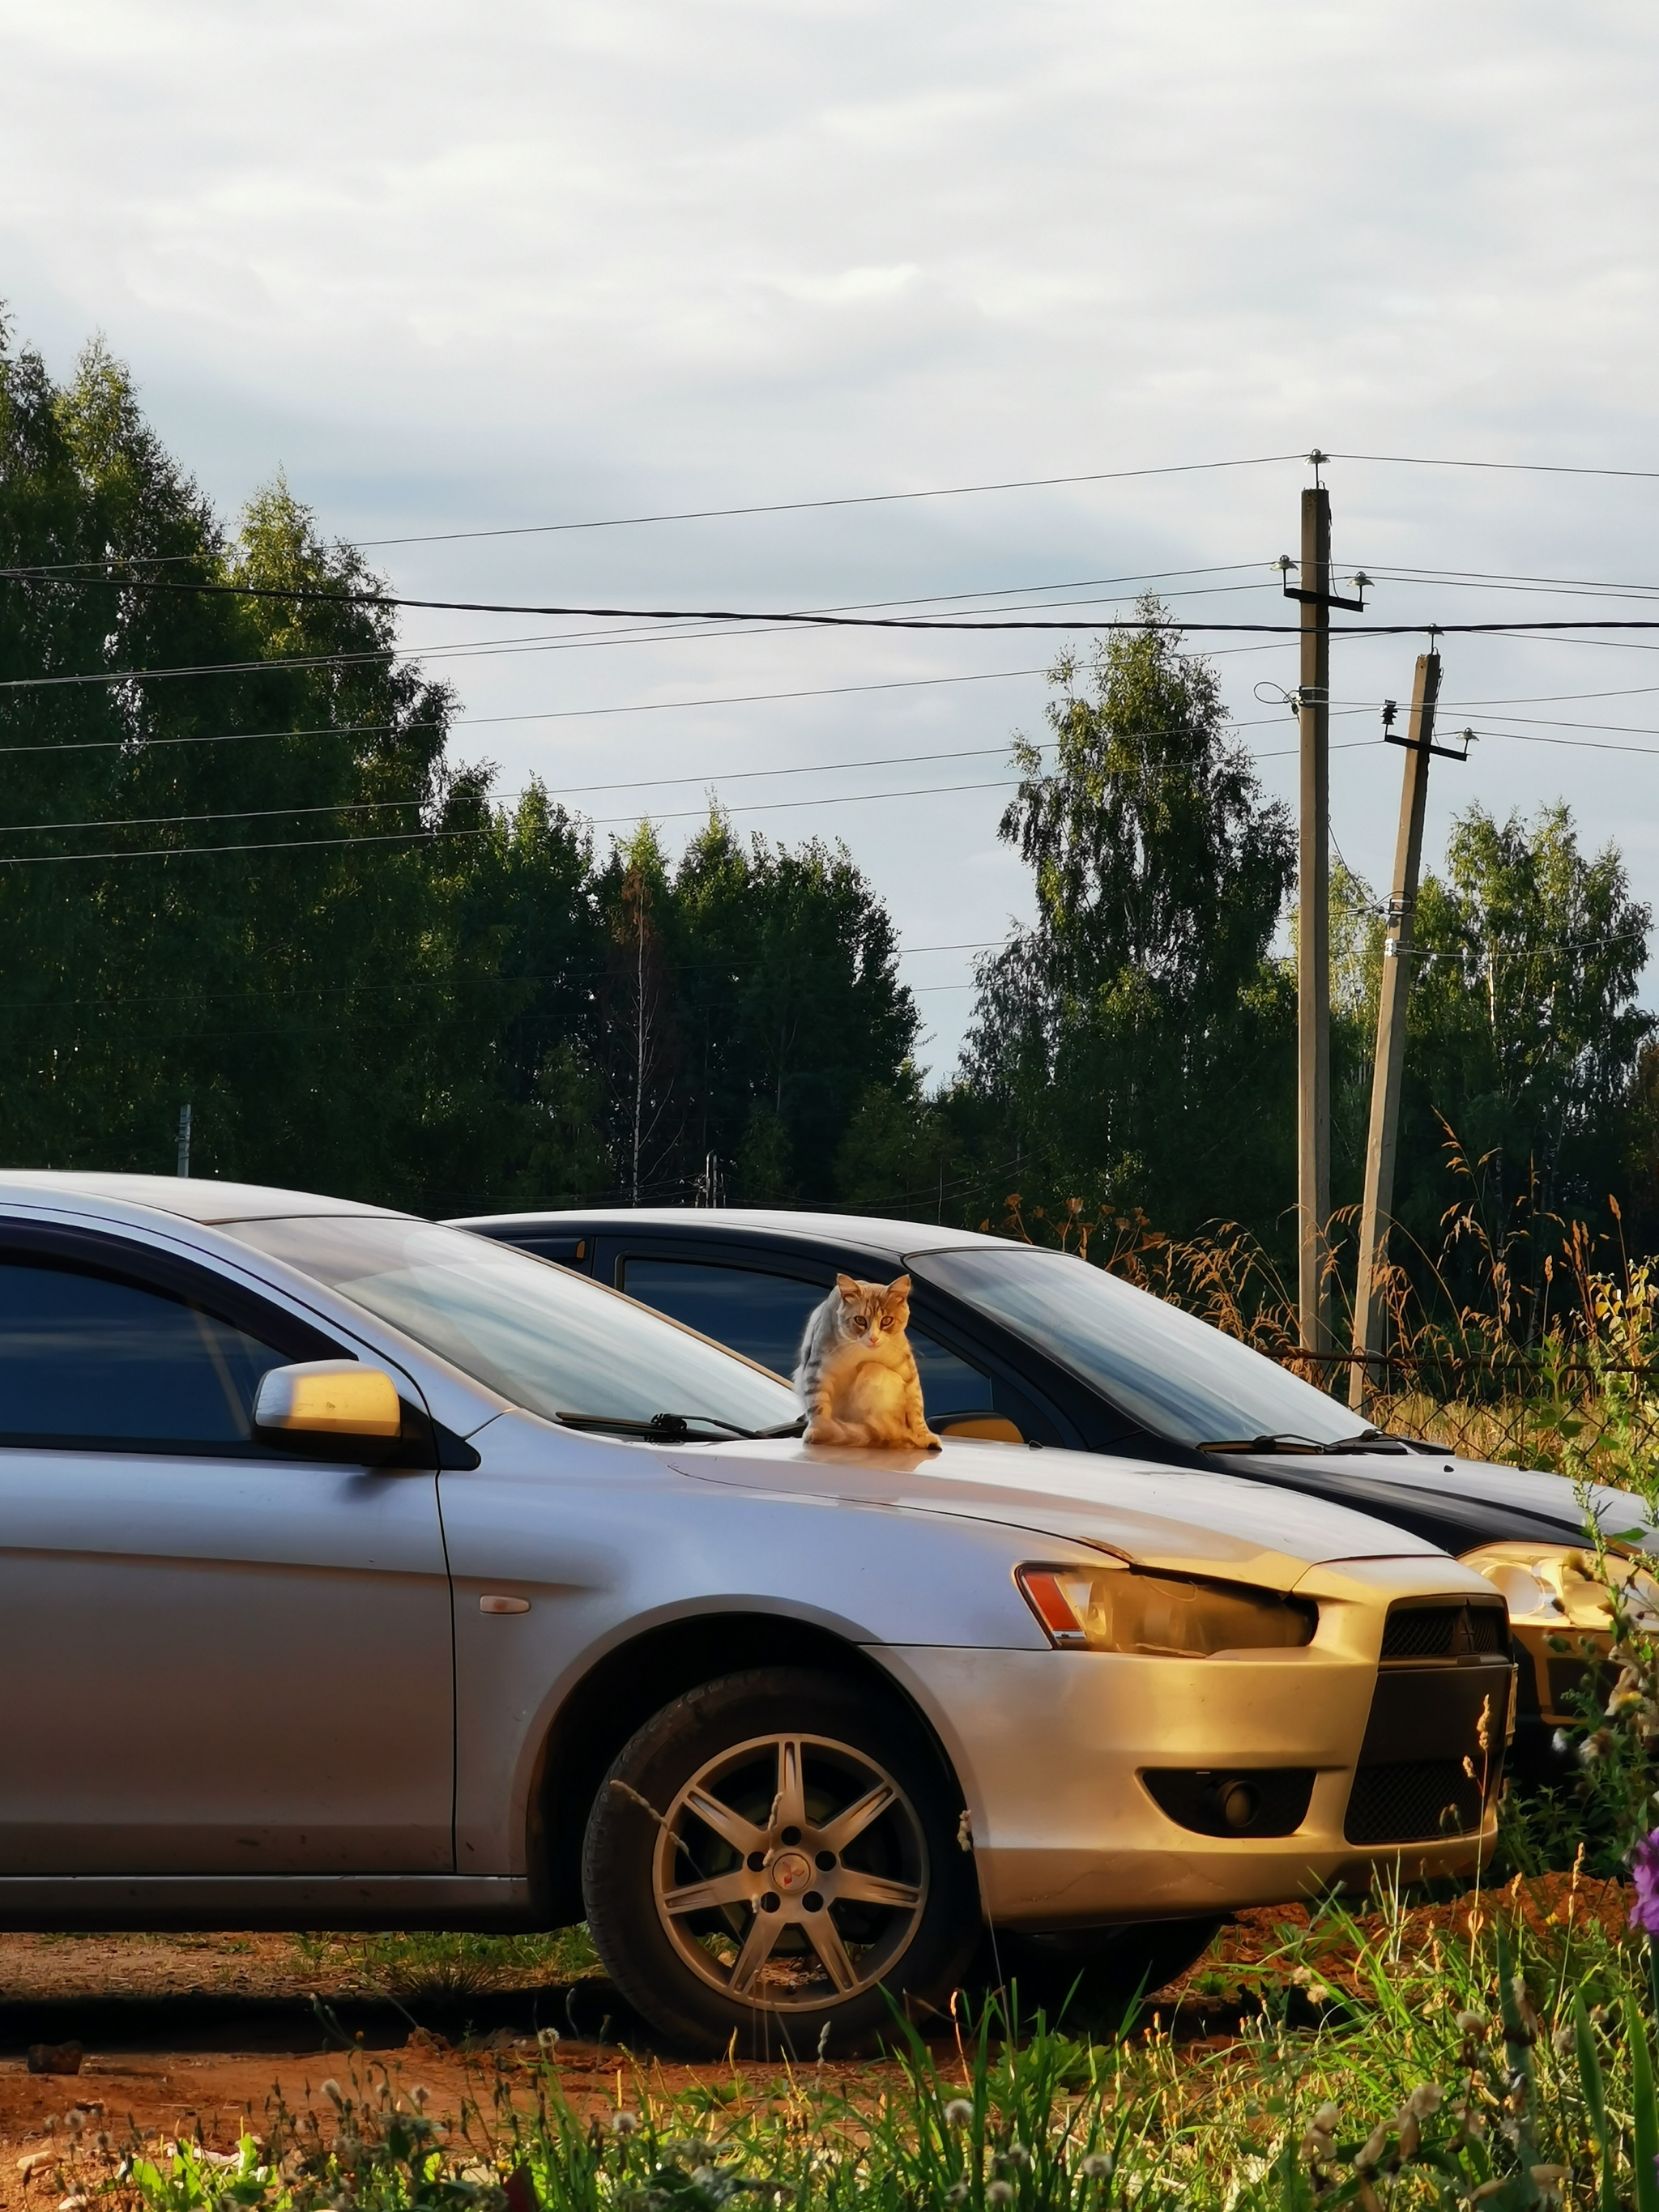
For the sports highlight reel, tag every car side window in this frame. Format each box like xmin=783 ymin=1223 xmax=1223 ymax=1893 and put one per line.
xmin=620 ymin=1259 xmax=825 ymax=1379
xmin=0 ymin=1258 xmax=296 ymax=1453
xmin=907 ymin=1329 xmax=998 ymax=1419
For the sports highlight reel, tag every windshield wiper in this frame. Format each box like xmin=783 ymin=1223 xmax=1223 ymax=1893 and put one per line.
xmin=1200 ymin=1428 xmax=1409 ymax=1455
xmin=557 ymin=1411 xmax=807 ymax=1443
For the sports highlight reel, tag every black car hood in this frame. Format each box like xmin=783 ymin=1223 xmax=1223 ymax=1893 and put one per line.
xmin=1209 ymin=1447 xmax=1653 ymax=1557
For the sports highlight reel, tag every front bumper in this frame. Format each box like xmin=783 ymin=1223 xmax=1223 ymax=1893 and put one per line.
xmin=877 ymin=1557 xmax=1511 ymax=1930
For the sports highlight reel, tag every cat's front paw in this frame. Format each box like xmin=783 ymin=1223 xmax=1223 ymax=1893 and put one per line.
xmin=916 ymin=1429 xmax=945 ymax=1452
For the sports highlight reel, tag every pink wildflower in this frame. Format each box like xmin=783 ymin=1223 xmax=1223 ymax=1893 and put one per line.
xmin=1629 ymin=1829 xmax=1659 ymax=1933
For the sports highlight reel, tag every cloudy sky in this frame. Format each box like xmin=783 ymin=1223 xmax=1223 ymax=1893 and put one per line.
xmin=3 ymin=0 xmax=1657 ymax=1071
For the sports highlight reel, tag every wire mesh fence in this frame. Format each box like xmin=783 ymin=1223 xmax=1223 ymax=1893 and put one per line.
xmin=1284 ymin=1350 xmax=1659 ymax=1471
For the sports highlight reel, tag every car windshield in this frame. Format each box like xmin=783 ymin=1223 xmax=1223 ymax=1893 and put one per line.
xmin=914 ymin=1245 xmax=1364 ymax=1449
xmin=224 ymin=1215 xmax=801 ymax=1434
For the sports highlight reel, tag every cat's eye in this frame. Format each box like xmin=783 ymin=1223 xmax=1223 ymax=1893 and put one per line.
xmin=881 ymin=1317 xmax=894 ymax=1331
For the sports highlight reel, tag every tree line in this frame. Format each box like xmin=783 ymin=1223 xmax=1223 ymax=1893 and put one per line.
xmin=3 ymin=318 xmax=1654 ymax=1308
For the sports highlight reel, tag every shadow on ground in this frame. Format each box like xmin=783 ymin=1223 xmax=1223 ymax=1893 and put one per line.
xmin=0 ymin=1978 xmax=649 ymax=2061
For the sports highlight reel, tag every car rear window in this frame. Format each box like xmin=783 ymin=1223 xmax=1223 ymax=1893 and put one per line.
xmin=620 ymin=1259 xmax=823 ymax=1378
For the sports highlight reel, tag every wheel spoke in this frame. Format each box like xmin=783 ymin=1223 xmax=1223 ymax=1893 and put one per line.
xmin=802 ymin=1908 xmax=859 ymax=1993
xmin=817 ymin=1782 xmax=896 ymax=1854
xmin=683 ymin=1785 xmax=769 ymax=1857
xmin=772 ymin=1737 xmax=808 ymax=1833
xmin=727 ymin=1906 xmax=787 ymax=1993
xmin=832 ymin=1868 xmax=923 ymax=1911
xmin=661 ymin=1868 xmax=757 ymax=1918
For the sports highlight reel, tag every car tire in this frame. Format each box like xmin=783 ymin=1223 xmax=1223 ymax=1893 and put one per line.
xmin=581 ymin=1666 xmax=981 ymax=2057
xmin=988 ymin=1916 xmax=1223 ymax=2018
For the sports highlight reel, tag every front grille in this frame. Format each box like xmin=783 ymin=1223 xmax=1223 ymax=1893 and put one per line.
xmin=1344 ymin=1631 xmax=1512 ymax=1846
xmin=1381 ymin=1601 xmax=1508 ymax=1660
xmin=1345 ymin=1759 xmax=1484 ymax=1845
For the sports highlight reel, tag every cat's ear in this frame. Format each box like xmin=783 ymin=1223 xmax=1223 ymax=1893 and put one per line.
xmin=835 ymin=1273 xmax=860 ymax=1302
xmin=885 ymin=1274 xmax=912 ymax=1306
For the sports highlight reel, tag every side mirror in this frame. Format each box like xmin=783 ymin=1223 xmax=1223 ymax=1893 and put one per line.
xmin=254 ymin=1360 xmax=403 ymax=1443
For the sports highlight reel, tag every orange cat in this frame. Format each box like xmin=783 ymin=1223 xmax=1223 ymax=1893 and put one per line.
xmin=794 ymin=1273 xmax=942 ymax=1450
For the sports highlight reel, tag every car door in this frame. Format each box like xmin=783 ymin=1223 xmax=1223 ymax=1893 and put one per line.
xmin=0 ymin=1224 xmax=454 ymax=1877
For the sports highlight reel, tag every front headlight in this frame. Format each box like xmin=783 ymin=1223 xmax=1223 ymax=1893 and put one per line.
xmin=1463 ymin=1542 xmax=1659 ymax=1728
xmin=1017 ymin=1563 xmax=1316 ymax=1656
xmin=1461 ymin=1542 xmax=1659 ymax=1634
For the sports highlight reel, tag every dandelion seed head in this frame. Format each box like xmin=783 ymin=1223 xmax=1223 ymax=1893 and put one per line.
xmin=944 ymin=2100 xmax=974 ymax=2129
xmin=987 ymin=2181 xmax=1015 ymax=2204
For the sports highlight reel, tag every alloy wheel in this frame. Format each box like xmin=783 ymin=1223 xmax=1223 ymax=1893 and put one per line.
xmin=650 ymin=1730 xmax=929 ymax=2007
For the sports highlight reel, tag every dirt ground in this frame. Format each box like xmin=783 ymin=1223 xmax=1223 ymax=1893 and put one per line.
xmin=0 ymin=1875 xmax=1634 ymax=2208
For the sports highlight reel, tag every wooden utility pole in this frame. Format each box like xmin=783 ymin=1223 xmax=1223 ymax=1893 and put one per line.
xmin=1296 ymin=486 xmax=1333 ymax=1352
xmin=1348 ymin=650 xmax=1444 ymax=1410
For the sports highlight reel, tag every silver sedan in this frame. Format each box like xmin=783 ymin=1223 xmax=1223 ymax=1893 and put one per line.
xmin=0 ymin=1174 xmax=1512 ymax=2052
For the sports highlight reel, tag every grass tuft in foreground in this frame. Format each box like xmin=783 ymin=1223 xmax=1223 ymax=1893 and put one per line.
xmin=37 ymin=1877 xmax=1659 ymax=2212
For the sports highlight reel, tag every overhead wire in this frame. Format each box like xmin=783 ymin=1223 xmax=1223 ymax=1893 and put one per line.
xmin=0 ymin=710 xmax=1337 ymax=842
xmin=1330 ymin=452 xmax=1659 ymax=484
xmin=14 ymin=696 xmax=1659 ymax=850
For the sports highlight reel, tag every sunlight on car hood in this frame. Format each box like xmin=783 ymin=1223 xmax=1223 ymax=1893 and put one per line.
xmin=668 ymin=1433 xmax=1446 ymax=1581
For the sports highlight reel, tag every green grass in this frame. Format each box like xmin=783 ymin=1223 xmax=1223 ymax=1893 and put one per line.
xmin=66 ymin=1881 xmax=1656 ymax=2212
xmin=289 ymin=1924 xmax=600 ymax=2001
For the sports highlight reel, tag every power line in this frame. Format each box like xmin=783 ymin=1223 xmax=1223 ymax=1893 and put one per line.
xmin=6 ymin=697 xmax=1653 ymax=847
xmin=1331 ymin=451 xmax=1659 ymax=484
xmin=0 ymin=936 xmax=1009 ymax=1015
xmin=0 ymin=664 xmax=1057 ymax=757
xmin=0 ymin=456 xmax=1307 ymax=573
xmin=350 ymin=454 xmax=1307 ymax=547
xmin=16 ymin=607 xmax=1659 ymax=693
xmin=0 ymin=571 xmax=1283 ymax=691
xmin=1370 ymin=565 xmax=1659 ymax=599
xmin=0 ymin=710 xmax=1314 ymax=841
xmin=0 ymin=774 xmax=1029 ymax=867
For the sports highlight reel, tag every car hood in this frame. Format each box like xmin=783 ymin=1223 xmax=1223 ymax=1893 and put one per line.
xmin=668 ymin=1433 xmax=1448 ymax=1587
xmin=1208 ymin=1447 xmax=1654 ymax=1558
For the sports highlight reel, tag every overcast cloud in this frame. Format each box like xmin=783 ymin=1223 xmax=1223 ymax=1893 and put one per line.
xmin=2 ymin=0 xmax=1657 ymax=1070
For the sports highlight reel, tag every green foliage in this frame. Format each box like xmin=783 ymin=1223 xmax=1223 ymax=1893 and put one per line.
xmin=1380 ymin=805 xmax=1653 ymax=1302
xmin=0 ymin=319 xmax=915 ymax=1212
xmin=957 ymin=606 xmax=1296 ymax=1240
xmin=89 ymin=1896 xmax=1659 ymax=2212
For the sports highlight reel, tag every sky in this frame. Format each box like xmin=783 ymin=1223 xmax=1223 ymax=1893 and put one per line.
xmin=2 ymin=0 xmax=1658 ymax=1074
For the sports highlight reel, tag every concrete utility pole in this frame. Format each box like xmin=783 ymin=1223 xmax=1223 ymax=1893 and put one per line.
xmin=1296 ymin=484 xmax=1333 ymax=1353
xmin=1349 ymin=652 xmax=1466 ymax=1409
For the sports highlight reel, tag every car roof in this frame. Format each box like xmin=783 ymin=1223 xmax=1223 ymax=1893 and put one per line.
xmin=0 ymin=1170 xmax=403 ymax=1226
xmin=447 ymin=1205 xmax=1011 ymax=1257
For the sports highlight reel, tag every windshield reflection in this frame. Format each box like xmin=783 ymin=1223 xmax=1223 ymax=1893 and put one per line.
xmin=224 ymin=1216 xmax=800 ymax=1434
xmin=914 ymin=1245 xmax=1363 ymax=1448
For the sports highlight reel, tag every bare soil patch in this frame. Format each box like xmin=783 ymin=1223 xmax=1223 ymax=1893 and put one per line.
xmin=0 ymin=1875 xmax=1633 ymax=2198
